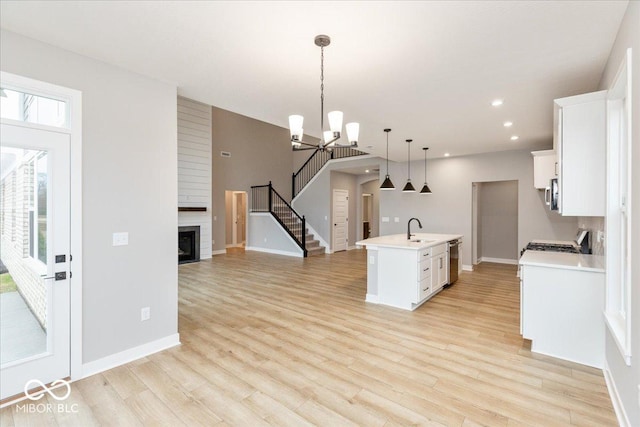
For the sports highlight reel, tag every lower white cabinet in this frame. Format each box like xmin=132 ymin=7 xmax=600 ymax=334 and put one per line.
xmin=520 ymin=263 xmax=604 ymax=368
xmin=375 ymin=243 xmax=449 ymax=310
xmin=432 ymin=244 xmax=449 ymax=292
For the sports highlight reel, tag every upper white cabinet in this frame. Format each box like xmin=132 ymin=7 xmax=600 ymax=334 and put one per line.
xmin=531 ymin=150 xmax=556 ymax=190
xmin=554 ymin=91 xmax=606 ymax=216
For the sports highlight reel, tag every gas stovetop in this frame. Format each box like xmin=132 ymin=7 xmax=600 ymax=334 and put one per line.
xmin=522 ymin=242 xmax=580 ymax=255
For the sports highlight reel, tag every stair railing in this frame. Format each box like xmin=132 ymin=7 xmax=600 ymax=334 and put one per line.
xmin=292 ymin=146 xmax=366 ymax=198
xmin=251 ymin=181 xmax=307 ymax=257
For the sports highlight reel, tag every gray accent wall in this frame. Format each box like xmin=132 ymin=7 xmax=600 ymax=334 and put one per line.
xmin=1 ymin=30 xmax=179 ymax=363
xmin=598 ymin=2 xmax=640 ymax=425
xmin=379 ymin=149 xmax=578 ymax=268
xmin=211 ymin=107 xmax=293 ymax=253
xmin=477 ymin=180 xmax=519 ymax=261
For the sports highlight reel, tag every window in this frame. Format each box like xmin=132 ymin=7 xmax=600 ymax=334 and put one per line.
xmin=605 ymin=48 xmax=632 ymax=365
xmin=0 ymin=88 xmax=67 ymax=128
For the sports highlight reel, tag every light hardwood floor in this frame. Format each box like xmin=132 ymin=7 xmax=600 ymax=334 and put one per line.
xmin=1 ymin=249 xmax=617 ymax=426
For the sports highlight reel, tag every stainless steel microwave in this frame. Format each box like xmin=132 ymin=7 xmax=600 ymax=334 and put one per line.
xmin=545 ymin=178 xmax=559 ymax=211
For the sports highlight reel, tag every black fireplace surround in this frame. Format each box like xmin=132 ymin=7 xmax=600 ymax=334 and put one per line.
xmin=178 ymin=226 xmax=200 ymax=264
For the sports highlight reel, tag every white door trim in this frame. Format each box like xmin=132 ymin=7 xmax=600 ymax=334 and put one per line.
xmin=1 ymin=71 xmax=83 ymax=382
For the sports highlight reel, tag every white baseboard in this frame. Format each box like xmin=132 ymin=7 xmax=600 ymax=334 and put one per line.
xmin=245 ymin=246 xmax=303 ymax=258
xmin=347 ymin=245 xmax=359 ymax=251
xmin=604 ymin=360 xmax=631 ymax=427
xmin=81 ymin=333 xmax=180 ymax=379
xmin=211 ymin=249 xmax=227 ymax=256
xmin=462 ymin=264 xmax=474 ymax=271
xmin=479 ymin=257 xmax=519 ymax=265
xmin=365 ymin=293 xmax=379 ymax=303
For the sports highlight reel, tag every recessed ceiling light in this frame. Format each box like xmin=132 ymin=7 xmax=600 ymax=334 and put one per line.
xmin=510 ymin=135 xmax=519 ymax=141
xmin=444 ymin=153 xmax=450 ymax=157
xmin=365 ymin=169 xmax=370 ymax=173
xmin=503 ymin=121 xmax=513 ymax=127
xmin=491 ymin=99 xmax=504 ymax=107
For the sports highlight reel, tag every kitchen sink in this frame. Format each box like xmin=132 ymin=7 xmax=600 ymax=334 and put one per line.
xmin=409 ymin=239 xmax=435 ymax=243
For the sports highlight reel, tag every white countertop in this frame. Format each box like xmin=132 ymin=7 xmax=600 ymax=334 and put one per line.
xmin=519 ymin=250 xmax=605 ymax=273
xmin=356 ymin=233 xmax=463 ymax=250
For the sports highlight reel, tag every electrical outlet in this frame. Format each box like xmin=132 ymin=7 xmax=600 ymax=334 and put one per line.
xmin=141 ymin=307 xmax=151 ymax=321
xmin=112 ymin=232 xmax=129 ymax=246
xmin=369 ymin=256 xmax=375 ymax=265
xmin=394 ymin=217 xmax=400 ymax=223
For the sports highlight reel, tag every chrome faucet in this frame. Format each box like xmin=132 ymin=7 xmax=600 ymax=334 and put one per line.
xmin=407 ymin=217 xmax=423 ymax=240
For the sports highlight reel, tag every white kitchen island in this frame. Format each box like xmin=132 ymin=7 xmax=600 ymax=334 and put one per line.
xmin=519 ymin=250 xmax=605 ymax=368
xmin=356 ymin=233 xmax=463 ymax=311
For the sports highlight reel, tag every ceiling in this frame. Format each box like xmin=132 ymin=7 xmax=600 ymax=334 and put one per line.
xmin=0 ymin=1 xmax=628 ymax=161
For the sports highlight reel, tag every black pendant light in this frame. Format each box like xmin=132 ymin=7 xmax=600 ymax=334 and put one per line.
xmin=380 ymin=128 xmax=395 ymax=190
xmin=402 ymin=139 xmax=416 ymax=192
xmin=420 ymin=147 xmax=432 ymax=194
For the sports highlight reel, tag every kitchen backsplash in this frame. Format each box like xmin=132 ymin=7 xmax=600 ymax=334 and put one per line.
xmin=579 ymin=217 xmax=605 ymax=255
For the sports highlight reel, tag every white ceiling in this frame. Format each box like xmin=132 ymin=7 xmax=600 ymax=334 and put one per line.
xmin=0 ymin=1 xmax=628 ymax=161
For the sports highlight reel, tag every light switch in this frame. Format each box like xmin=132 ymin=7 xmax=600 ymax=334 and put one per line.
xmin=382 ymin=217 xmax=390 ymax=223
xmin=394 ymin=217 xmax=400 ymax=223
xmin=113 ymin=232 xmax=129 ymax=246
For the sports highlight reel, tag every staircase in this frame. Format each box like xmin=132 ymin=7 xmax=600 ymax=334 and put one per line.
xmin=250 ymin=148 xmax=365 ymax=257
xmin=292 ymin=146 xmax=367 ymax=198
xmin=275 ymin=208 xmax=325 ymax=256
xmin=251 ymin=182 xmax=325 ymax=257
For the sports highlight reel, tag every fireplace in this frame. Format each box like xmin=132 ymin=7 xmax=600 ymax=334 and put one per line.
xmin=178 ymin=226 xmax=200 ymax=264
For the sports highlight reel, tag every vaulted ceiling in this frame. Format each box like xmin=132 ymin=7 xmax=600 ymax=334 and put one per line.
xmin=0 ymin=1 xmax=628 ymax=161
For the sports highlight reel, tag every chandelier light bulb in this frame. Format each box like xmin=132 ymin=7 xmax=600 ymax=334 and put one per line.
xmin=346 ymin=122 xmax=359 ymax=144
xmin=328 ymin=111 xmax=343 ymax=133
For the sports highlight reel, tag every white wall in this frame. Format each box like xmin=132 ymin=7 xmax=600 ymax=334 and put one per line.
xmin=1 ymin=30 xmax=179 ymax=364
xmin=247 ymin=213 xmax=304 ymax=257
xmin=598 ymin=2 xmax=640 ymax=426
xmin=379 ymin=149 xmax=578 ymax=268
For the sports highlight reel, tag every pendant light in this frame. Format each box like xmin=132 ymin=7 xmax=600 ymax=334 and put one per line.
xmin=402 ymin=139 xmax=416 ymax=192
xmin=420 ymin=147 xmax=432 ymax=194
xmin=380 ymin=128 xmax=395 ymax=190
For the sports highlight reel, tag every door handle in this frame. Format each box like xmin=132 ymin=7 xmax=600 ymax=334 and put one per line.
xmin=41 ymin=272 xmax=67 ymax=281
xmin=544 ymin=187 xmax=551 ymax=205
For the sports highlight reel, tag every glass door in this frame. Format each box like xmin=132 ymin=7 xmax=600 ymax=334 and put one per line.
xmin=0 ymin=121 xmax=70 ymax=400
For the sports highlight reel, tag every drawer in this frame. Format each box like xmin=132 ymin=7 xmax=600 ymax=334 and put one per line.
xmin=418 ymin=247 xmax=432 ymax=260
xmin=432 ymin=243 xmax=447 ymax=256
xmin=418 ymin=276 xmax=432 ymax=300
xmin=418 ymin=258 xmax=432 ymax=280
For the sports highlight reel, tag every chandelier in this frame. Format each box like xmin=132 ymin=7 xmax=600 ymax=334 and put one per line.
xmin=288 ymin=35 xmax=359 ymax=151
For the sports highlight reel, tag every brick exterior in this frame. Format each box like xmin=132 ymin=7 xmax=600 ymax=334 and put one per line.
xmin=1 ymin=161 xmax=47 ymax=329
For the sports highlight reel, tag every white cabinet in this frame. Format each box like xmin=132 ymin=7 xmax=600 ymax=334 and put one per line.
xmin=372 ymin=240 xmax=454 ymax=311
xmin=531 ymin=150 xmax=556 ymax=190
xmin=432 ymin=244 xmax=448 ymax=292
xmin=554 ymin=91 xmax=606 ymax=216
xmin=520 ymin=263 xmax=604 ymax=368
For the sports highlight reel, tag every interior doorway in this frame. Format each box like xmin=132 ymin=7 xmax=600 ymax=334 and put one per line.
xmin=225 ymin=190 xmax=247 ymax=249
xmin=472 ymin=180 xmax=519 ymax=266
xmin=362 ymin=193 xmax=373 ymax=239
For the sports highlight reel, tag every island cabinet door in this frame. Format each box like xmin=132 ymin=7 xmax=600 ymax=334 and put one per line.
xmin=416 ymin=258 xmax=432 ymax=302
